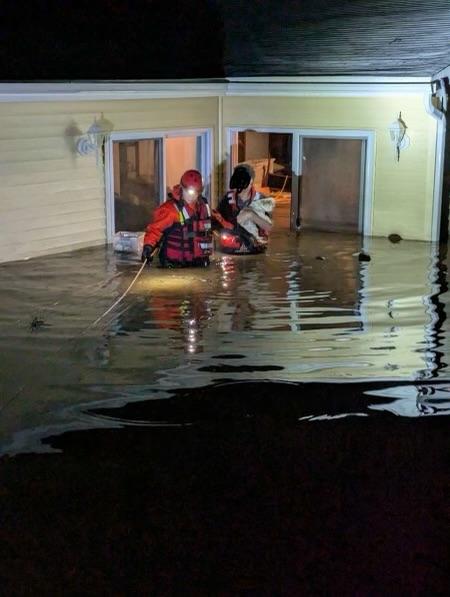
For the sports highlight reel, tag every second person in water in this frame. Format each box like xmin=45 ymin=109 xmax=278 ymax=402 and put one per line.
xmin=213 ymin=163 xmax=275 ymax=254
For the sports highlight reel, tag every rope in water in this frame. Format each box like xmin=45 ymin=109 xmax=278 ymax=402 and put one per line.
xmin=274 ymin=175 xmax=289 ymax=200
xmin=90 ymin=259 xmax=148 ymax=328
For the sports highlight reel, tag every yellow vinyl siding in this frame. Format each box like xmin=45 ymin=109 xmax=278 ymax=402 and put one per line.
xmin=223 ymin=94 xmax=437 ymax=241
xmin=0 ymin=98 xmax=218 ymax=263
xmin=0 ymin=91 xmax=439 ymax=263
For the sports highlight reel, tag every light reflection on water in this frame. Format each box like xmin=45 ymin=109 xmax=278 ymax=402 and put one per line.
xmin=0 ymin=230 xmax=449 ymax=452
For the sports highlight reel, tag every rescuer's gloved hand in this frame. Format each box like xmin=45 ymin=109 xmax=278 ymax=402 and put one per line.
xmin=141 ymin=244 xmax=154 ymax=264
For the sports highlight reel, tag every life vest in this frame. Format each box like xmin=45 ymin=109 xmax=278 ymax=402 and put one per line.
xmin=225 ymin=187 xmax=258 ymax=217
xmin=217 ymin=188 xmax=266 ymax=255
xmin=161 ymin=198 xmax=212 ymax=265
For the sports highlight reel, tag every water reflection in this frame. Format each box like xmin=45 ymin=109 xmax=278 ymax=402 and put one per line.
xmin=0 ymin=231 xmax=450 ymax=451
xmin=121 ymin=293 xmax=214 ymax=354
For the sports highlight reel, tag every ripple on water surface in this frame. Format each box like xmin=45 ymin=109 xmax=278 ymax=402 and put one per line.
xmin=0 ymin=231 xmax=449 ymax=450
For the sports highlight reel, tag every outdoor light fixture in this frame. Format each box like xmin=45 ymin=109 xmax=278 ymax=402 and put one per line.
xmin=76 ymin=113 xmax=114 ymax=161
xmin=389 ymin=112 xmax=410 ymax=162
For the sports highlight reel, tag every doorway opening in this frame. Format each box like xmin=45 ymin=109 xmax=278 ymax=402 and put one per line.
xmin=106 ymin=129 xmax=212 ymax=240
xmin=228 ymin=127 xmax=374 ymax=235
xmin=232 ymin=130 xmax=293 ymax=231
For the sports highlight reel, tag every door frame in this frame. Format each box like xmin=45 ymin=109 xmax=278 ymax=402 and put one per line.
xmin=105 ymin=128 xmax=213 ymax=241
xmin=226 ymin=127 xmax=375 ymax=235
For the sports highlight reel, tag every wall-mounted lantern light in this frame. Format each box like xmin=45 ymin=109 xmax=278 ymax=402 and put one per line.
xmin=389 ymin=112 xmax=410 ymax=162
xmin=76 ymin=113 xmax=114 ymax=162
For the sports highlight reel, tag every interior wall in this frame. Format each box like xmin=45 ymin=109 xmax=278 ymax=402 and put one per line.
xmin=0 ymin=97 xmax=218 ymax=263
xmin=166 ymin=136 xmax=197 ymax=190
xmin=244 ymin=131 xmax=269 ymax=160
xmin=223 ymin=94 xmax=438 ymax=241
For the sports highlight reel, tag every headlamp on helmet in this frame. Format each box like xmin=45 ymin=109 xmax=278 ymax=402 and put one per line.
xmin=180 ymin=169 xmax=203 ymax=193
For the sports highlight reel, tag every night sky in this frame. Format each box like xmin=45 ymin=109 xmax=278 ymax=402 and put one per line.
xmin=1 ymin=0 xmax=449 ymax=80
xmin=0 ymin=0 xmax=225 ymax=80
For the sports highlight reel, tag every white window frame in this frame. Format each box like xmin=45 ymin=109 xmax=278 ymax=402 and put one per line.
xmin=105 ymin=128 xmax=213 ymax=241
xmin=226 ymin=126 xmax=375 ymax=235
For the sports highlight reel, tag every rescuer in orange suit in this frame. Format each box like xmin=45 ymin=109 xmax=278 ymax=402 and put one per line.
xmin=141 ymin=169 xmax=213 ymax=268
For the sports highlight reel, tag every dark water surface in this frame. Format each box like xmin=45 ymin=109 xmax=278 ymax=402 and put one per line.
xmin=1 ymin=230 xmax=450 ymax=594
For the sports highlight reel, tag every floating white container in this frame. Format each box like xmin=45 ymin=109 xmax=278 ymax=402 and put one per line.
xmin=113 ymin=231 xmax=144 ymax=254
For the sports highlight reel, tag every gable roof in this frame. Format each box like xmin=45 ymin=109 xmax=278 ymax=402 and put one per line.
xmin=220 ymin=0 xmax=450 ymax=79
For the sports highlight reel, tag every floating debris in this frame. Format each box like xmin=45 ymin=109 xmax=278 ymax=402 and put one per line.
xmin=30 ymin=316 xmax=45 ymax=332
xmin=315 ymin=255 xmax=326 ymax=261
xmin=358 ymin=252 xmax=371 ymax=262
xmin=388 ymin=234 xmax=403 ymax=243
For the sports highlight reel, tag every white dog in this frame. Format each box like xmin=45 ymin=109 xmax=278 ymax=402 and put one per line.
xmin=236 ymin=195 xmax=276 ymax=244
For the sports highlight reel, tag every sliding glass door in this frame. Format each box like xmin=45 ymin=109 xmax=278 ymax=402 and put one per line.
xmin=112 ymin=138 xmax=162 ymax=233
xmin=297 ymin=136 xmax=365 ymax=233
xmin=106 ymin=130 xmax=212 ymax=239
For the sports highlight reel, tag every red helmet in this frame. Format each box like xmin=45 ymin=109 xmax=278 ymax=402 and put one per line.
xmin=180 ymin=169 xmax=203 ymax=193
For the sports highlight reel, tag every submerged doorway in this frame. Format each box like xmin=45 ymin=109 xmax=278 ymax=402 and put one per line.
xmin=106 ymin=129 xmax=212 ymax=239
xmin=228 ymin=128 xmax=373 ymax=235
xmin=231 ymin=130 xmax=293 ymax=231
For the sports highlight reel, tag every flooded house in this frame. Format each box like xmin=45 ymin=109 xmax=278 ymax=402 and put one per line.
xmin=0 ymin=79 xmax=448 ymax=264
xmin=0 ymin=2 xmax=449 ymax=264
xmin=1 ymin=2 xmax=450 ymax=595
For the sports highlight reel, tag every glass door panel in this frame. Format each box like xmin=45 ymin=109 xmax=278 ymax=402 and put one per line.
xmin=113 ymin=138 xmax=162 ymax=232
xmin=299 ymin=137 xmax=363 ymax=233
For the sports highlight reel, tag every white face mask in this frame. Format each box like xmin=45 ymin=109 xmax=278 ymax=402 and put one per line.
xmin=183 ymin=187 xmax=199 ymax=204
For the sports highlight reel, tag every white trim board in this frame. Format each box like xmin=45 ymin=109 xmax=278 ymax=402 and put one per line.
xmin=227 ymin=76 xmax=431 ymax=83
xmin=0 ymin=82 xmax=228 ymax=102
xmin=225 ymin=81 xmax=430 ymax=97
xmin=0 ymin=78 xmax=431 ymax=102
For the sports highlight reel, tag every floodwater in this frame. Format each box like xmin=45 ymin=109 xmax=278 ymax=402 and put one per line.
xmin=1 ymin=223 xmax=450 ymax=594
xmin=1 ymin=227 xmax=449 ymax=450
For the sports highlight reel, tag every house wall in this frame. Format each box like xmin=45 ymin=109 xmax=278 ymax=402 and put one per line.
xmin=222 ymin=95 xmax=438 ymax=241
xmin=0 ymin=90 xmax=440 ymax=264
xmin=0 ymin=97 xmax=218 ymax=263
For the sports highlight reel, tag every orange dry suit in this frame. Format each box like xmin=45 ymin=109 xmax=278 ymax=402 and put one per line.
xmin=144 ymin=185 xmax=212 ymax=267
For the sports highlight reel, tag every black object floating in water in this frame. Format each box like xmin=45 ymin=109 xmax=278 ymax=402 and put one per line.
xmin=30 ymin=316 xmax=45 ymax=332
xmin=358 ymin=252 xmax=371 ymax=262
xmin=388 ymin=233 xmax=403 ymax=243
